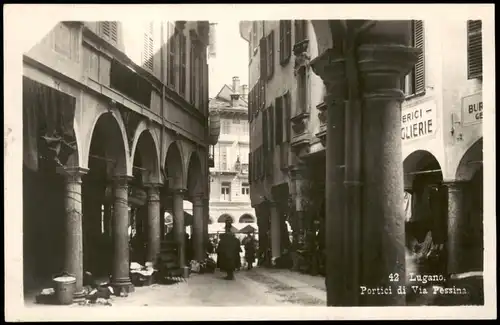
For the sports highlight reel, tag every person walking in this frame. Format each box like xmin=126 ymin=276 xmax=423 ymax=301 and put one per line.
xmin=216 ymin=220 xmax=241 ymax=280
xmin=243 ymin=232 xmax=257 ymax=270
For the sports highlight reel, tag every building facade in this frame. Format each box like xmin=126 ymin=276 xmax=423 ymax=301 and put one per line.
xmin=206 ymin=77 xmax=256 ymax=230
xmin=239 ymin=20 xmax=484 ymax=277
xmin=23 ymin=20 xmax=217 ymax=299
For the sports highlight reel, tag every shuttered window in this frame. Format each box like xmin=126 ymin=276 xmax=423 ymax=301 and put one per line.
xmin=167 ymin=24 xmax=177 ymax=89
xmin=403 ymin=20 xmax=425 ymax=96
xmin=252 ymin=21 xmax=258 ymax=53
xmin=269 ymin=105 xmax=275 ymax=150
xmin=248 ymin=88 xmax=253 ymax=122
xmin=467 ymin=20 xmax=483 ymax=79
xmin=259 ymin=146 xmax=266 ymax=179
xmin=190 ymin=40 xmax=197 ymax=104
xmin=249 ymin=152 xmax=253 ymax=183
xmin=262 ymin=108 xmax=268 ymax=152
xmin=266 ymin=31 xmax=275 ymax=80
xmin=294 ymin=20 xmax=307 ymax=44
xmin=275 ymin=98 xmax=283 ymax=146
xmin=179 ymin=32 xmax=187 ymax=95
xmin=279 ymin=20 xmax=292 ymax=65
xmin=259 ymin=79 xmax=266 ymax=110
xmin=260 ymin=37 xmax=267 ymax=80
xmin=143 ymin=32 xmax=154 ymax=71
xmin=101 ymin=22 xmax=118 ymax=44
xmin=284 ymin=91 xmax=291 ymax=142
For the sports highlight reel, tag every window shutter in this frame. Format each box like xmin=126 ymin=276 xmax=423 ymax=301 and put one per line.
xmin=269 ymin=105 xmax=275 ymax=149
xmin=279 ymin=21 xmax=284 ymax=64
xmin=260 ymin=146 xmax=265 ymax=179
xmin=267 ymin=31 xmax=275 ymax=80
xmin=467 ymin=20 xmax=483 ymax=79
xmin=111 ymin=22 xmax=118 ymax=42
xmin=102 ymin=22 xmax=110 ymax=38
xmin=262 ymin=108 xmax=268 ymax=152
xmin=286 ymin=20 xmax=292 ymax=60
xmin=143 ymin=33 xmax=154 ymax=71
xmin=260 ymin=36 xmax=267 ymax=80
xmin=249 ymin=152 xmax=253 ymax=183
xmin=284 ymin=92 xmax=291 ymax=142
xmin=275 ymin=98 xmax=283 ymax=145
xmin=413 ymin=20 xmax=425 ymax=94
xmin=294 ymin=20 xmax=306 ymax=44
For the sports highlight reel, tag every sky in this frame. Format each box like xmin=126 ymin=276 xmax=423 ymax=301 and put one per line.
xmin=208 ymin=20 xmax=249 ymax=98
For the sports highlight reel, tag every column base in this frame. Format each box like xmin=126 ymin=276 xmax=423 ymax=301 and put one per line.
xmin=111 ymin=278 xmax=135 ymax=296
xmin=73 ymin=290 xmax=87 ymax=302
xmin=182 ymin=266 xmax=190 ymax=279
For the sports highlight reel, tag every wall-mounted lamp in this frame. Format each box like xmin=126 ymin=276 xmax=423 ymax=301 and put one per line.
xmin=450 ymin=112 xmax=464 ymax=140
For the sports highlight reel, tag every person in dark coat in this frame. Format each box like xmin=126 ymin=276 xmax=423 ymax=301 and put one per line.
xmin=216 ymin=220 xmax=241 ymax=280
xmin=243 ymin=232 xmax=257 ymax=270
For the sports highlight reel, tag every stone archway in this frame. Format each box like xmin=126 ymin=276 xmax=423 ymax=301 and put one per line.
xmin=218 ymin=213 xmax=235 ymax=224
xmin=456 ymin=138 xmax=483 ymax=182
xmin=165 ymin=141 xmax=184 ymax=190
xmin=187 ymin=151 xmax=205 ymax=261
xmin=84 ymin=112 xmax=130 ymax=292
xmin=130 ymin=129 xmax=162 ymax=265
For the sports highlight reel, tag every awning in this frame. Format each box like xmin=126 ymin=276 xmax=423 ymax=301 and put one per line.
xmin=238 ymin=224 xmax=258 ymax=234
xmin=23 ymin=76 xmax=77 ymax=171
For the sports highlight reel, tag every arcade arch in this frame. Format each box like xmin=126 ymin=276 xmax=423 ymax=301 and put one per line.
xmin=239 ymin=214 xmax=256 ymax=223
xmin=218 ymin=214 xmax=235 ymax=224
xmin=83 ymin=112 xmax=130 ymax=277
xmin=403 ymin=150 xmax=446 ymax=249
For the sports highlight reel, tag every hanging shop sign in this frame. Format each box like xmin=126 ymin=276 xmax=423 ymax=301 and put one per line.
xmin=461 ymin=92 xmax=483 ymax=125
xmin=401 ymin=102 xmax=437 ymax=142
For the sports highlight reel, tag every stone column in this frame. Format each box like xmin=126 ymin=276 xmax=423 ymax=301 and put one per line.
xmin=311 ymin=21 xmax=420 ymax=306
xmin=111 ymin=175 xmax=134 ymax=294
xmin=57 ymin=167 xmax=88 ymax=300
xmin=443 ymin=181 xmax=467 ymax=276
xmin=269 ymin=202 xmax=281 ymax=261
xmin=311 ymin=47 xmax=347 ymax=306
xmin=145 ymin=183 xmax=161 ymax=264
xmin=173 ymin=189 xmax=189 ymax=277
xmin=203 ymin=197 xmax=210 ymax=255
xmin=192 ymin=194 xmax=205 ymax=261
xmin=356 ymin=23 xmax=420 ymax=306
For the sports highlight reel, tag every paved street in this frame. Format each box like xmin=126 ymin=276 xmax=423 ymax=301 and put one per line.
xmin=26 ymin=267 xmax=327 ymax=308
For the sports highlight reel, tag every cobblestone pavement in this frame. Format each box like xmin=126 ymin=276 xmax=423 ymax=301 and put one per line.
xmin=25 ymin=267 xmax=327 ymax=308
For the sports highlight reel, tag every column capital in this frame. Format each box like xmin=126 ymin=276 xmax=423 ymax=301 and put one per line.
xmin=145 ymin=184 xmax=161 ymax=203
xmin=112 ymin=175 xmax=134 ymax=187
xmin=172 ymin=188 xmax=188 ymax=196
xmin=357 ymin=44 xmax=420 ymax=102
xmin=144 ymin=182 xmax=163 ymax=190
xmin=310 ymin=48 xmax=348 ymax=105
xmin=442 ymin=180 xmax=468 ymax=191
xmin=57 ymin=166 xmax=89 ymax=183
